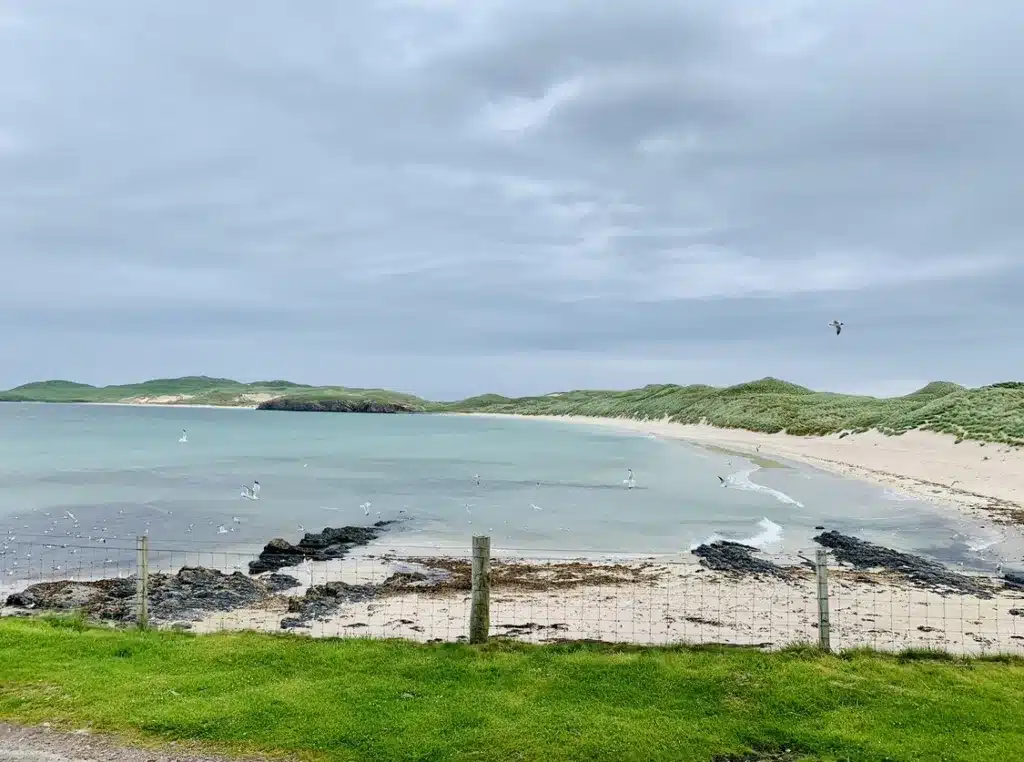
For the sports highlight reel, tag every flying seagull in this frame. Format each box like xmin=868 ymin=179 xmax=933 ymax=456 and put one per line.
xmin=718 ymin=476 xmax=727 ymax=486
xmin=829 ymin=320 xmax=843 ymax=335
xmin=179 ymin=429 xmax=188 ymax=443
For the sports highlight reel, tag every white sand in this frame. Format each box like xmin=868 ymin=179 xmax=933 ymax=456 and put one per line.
xmin=466 ymin=414 xmax=1024 ymax=524
xmin=90 ymin=393 xmax=274 ymax=409
xmin=5 ymin=537 xmax=1022 ymax=655
xmin=182 ymin=553 xmax=1024 ymax=655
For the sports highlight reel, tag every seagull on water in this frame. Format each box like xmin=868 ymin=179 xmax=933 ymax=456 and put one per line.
xmin=179 ymin=429 xmax=188 ymax=443
xmin=829 ymin=320 xmax=843 ymax=335
xmin=623 ymin=469 xmax=636 ymax=489
xmin=217 ymin=525 xmax=228 ymax=535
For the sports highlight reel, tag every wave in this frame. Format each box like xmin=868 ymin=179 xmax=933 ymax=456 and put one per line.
xmin=966 ymin=531 xmax=1006 ymax=553
xmin=689 ymin=517 xmax=784 ymax=550
xmin=882 ymin=489 xmax=919 ymax=503
xmin=745 ymin=517 xmax=784 ymax=547
xmin=725 ymin=468 xmax=804 ymax=508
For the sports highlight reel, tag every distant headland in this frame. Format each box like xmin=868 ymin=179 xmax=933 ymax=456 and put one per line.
xmin=1 ymin=375 xmax=1022 ymax=445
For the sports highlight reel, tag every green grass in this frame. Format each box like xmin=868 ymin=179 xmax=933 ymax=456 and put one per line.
xmin=4 ymin=375 xmax=1024 ymax=445
xmin=441 ymin=377 xmax=1024 ymax=445
xmin=1 ymin=619 xmax=1023 ymax=761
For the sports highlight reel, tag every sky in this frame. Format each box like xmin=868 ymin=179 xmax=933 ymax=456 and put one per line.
xmin=1 ymin=1 xmax=1022 ymax=400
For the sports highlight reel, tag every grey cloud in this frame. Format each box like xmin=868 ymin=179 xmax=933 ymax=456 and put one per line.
xmin=0 ymin=0 xmax=1022 ymax=395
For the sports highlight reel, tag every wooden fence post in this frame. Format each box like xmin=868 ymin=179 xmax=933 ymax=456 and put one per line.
xmin=136 ymin=535 xmax=149 ymax=630
xmin=470 ymin=536 xmax=491 ymax=644
xmin=815 ymin=548 xmax=831 ymax=652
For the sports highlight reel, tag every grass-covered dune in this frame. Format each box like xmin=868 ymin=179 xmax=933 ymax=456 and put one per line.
xmin=1 ymin=617 xmax=1023 ymax=762
xmin=443 ymin=377 xmax=1024 ymax=445
xmin=0 ymin=376 xmax=428 ymax=410
xmin=3 ymin=375 xmax=1024 ymax=445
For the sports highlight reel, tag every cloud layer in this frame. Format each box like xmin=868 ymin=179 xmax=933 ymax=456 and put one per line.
xmin=2 ymin=0 xmax=1022 ymax=397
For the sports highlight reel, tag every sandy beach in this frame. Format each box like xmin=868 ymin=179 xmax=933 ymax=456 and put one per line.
xmin=90 ymin=393 xmax=274 ymax=409
xmin=99 ymin=551 xmax=1024 ymax=655
xmin=5 ymin=539 xmax=1023 ymax=656
xmin=466 ymin=414 xmax=1024 ymax=526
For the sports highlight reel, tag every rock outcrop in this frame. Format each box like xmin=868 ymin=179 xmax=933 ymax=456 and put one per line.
xmin=691 ymin=540 xmax=795 ymax=579
xmin=5 ymin=567 xmax=271 ymax=623
xmin=814 ymin=530 xmax=993 ymax=597
xmin=256 ymin=397 xmax=418 ymax=413
xmin=248 ymin=522 xmax=393 ymax=574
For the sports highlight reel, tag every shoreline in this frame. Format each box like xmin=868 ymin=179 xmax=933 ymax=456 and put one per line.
xmin=463 ymin=413 xmax=1024 ymax=527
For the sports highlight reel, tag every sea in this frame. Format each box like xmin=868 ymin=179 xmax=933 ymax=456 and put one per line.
xmin=0 ymin=402 xmax=1015 ymax=581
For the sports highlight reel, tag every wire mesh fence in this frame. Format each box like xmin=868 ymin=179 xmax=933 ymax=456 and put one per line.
xmin=2 ymin=534 xmax=1022 ymax=655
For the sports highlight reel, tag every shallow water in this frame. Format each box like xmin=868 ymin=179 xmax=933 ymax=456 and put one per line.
xmin=0 ymin=403 xmax=1013 ymax=573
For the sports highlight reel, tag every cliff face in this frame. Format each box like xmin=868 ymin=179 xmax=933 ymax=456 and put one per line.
xmin=256 ymin=397 xmax=418 ymax=413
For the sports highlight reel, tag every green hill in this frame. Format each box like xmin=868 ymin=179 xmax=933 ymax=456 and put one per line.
xmin=0 ymin=376 xmax=426 ymax=409
xmin=442 ymin=376 xmax=1024 ymax=445
xmin=3 ymin=374 xmax=1023 ymax=444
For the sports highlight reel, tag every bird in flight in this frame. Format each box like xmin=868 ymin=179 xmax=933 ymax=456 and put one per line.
xmin=829 ymin=320 xmax=843 ymax=335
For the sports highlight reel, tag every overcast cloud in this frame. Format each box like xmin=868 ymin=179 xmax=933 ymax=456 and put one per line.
xmin=1 ymin=0 xmax=1022 ymax=399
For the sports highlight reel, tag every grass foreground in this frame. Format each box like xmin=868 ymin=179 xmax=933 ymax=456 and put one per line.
xmin=3 ymin=375 xmax=1024 ymax=445
xmin=1 ymin=619 xmax=1024 ymax=761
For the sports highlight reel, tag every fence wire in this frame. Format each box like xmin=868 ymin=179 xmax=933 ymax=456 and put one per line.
xmin=1 ymin=535 xmax=1022 ymax=655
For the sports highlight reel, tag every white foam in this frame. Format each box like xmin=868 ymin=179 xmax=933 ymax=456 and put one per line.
xmin=725 ymin=468 xmax=804 ymax=508
xmin=689 ymin=532 xmax=725 ymax=550
xmin=688 ymin=517 xmax=784 ymax=550
xmin=967 ymin=531 xmax=1005 ymax=553
xmin=882 ymin=489 xmax=918 ymax=503
xmin=743 ymin=517 xmax=784 ymax=548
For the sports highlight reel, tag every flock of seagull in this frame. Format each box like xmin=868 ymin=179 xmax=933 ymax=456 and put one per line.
xmin=1 ymin=399 xmax=810 ymax=577
xmin=171 ymin=427 xmax=643 ymax=538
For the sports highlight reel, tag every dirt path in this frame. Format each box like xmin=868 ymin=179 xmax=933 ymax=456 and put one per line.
xmin=0 ymin=724 xmax=279 ymax=762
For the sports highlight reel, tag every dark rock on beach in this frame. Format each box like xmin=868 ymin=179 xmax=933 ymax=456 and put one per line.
xmin=247 ymin=538 xmax=306 ymax=574
xmin=691 ymin=540 xmax=795 ymax=579
xmin=149 ymin=567 xmax=268 ymax=620
xmin=257 ymin=397 xmax=418 ymax=413
xmin=248 ymin=522 xmax=393 ymax=574
xmin=814 ymin=531 xmax=993 ymax=598
xmin=5 ymin=566 xmax=271 ymax=623
xmin=280 ymin=580 xmax=377 ymax=629
xmin=262 ymin=573 xmax=301 ymax=593
xmin=1003 ymin=572 xmax=1024 ymax=590
xmin=5 ymin=577 xmax=137 ymax=620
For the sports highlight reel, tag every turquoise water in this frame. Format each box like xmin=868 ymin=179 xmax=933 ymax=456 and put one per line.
xmin=0 ymin=403 xmax=1009 ymax=572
